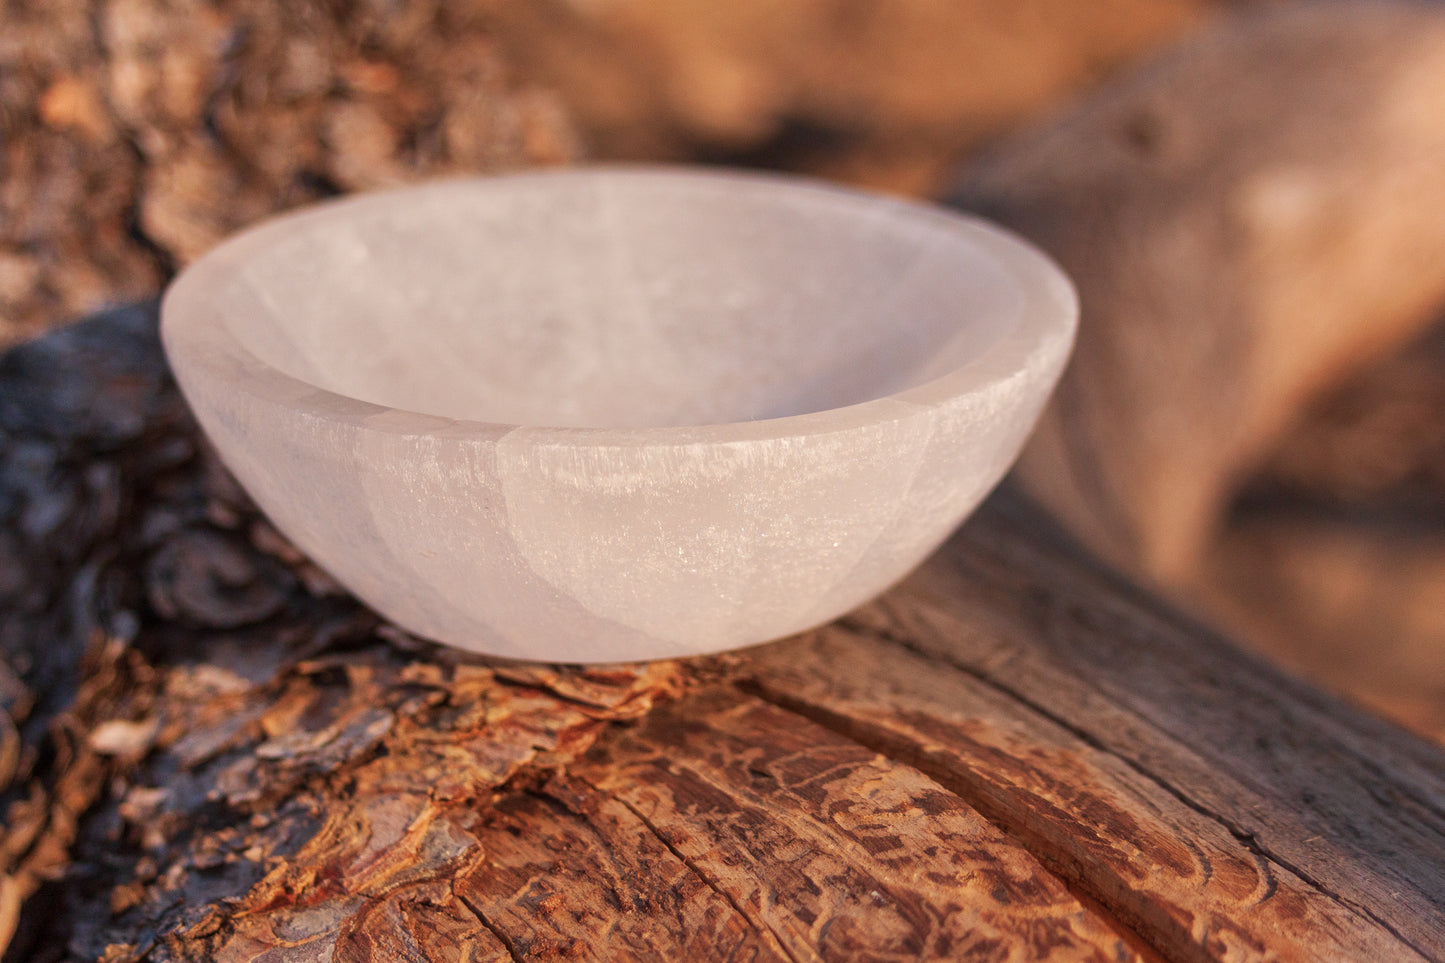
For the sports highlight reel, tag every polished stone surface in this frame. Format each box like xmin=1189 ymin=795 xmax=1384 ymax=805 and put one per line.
xmin=161 ymin=168 xmax=1076 ymax=661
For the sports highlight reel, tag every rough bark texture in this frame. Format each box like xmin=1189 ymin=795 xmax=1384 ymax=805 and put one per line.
xmin=0 ymin=0 xmax=583 ymax=347
xmin=2 ymin=304 xmax=1442 ymax=962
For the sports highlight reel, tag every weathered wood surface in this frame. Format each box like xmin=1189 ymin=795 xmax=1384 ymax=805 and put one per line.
xmin=2 ymin=304 xmax=1443 ymax=962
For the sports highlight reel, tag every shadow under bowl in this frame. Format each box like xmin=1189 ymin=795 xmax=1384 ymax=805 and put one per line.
xmin=161 ymin=167 xmax=1077 ymax=662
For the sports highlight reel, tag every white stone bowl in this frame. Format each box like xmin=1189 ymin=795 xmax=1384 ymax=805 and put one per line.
xmin=161 ymin=168 xmax=1076 ymax=663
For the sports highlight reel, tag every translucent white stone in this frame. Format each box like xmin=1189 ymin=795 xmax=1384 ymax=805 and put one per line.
xmin=161 ymin=168 xmax=1077 ymax=662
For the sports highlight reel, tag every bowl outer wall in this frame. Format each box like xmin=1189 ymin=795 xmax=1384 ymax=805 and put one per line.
xmin=160 ymin=168 xmax=1078 ymax=662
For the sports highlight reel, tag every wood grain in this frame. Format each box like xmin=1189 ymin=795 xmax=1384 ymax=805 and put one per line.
xmin=3 ymin=306 xmax=1444 ymax=962
xmin=571 ymin=691 xmax=1139 ymax=962
xmin=746 ymin=512 xmax=1445 ymax=960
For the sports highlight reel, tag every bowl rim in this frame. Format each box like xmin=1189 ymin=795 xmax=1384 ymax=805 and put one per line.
xmin=161 ymin=164 xmax=1078 ymax=446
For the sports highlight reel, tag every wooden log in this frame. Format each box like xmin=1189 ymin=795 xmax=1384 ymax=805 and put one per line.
xmin=950 ymin=0 xmax=1445 ymax=584
xmin=1 ymin=304 xmax=1442 ymax=962
xmin=946 ymin=0 xmax=1445 ymax=736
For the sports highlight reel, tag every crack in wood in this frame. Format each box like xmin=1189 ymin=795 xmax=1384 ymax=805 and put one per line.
xmin=588 ymin=783 xmax=808 ymax=963
xmin=742 ymin=678 xmax=1212 ymax=963
xmin=839 ymin=615 xmax=1439 ymax=962
xmin=455 ymin=889 xmax=527 ymax=963
xmin=520 ymin=786 xmax=666 ymax=922
xmin=946 ymin=526 xmax=1445 ymax=832
xmin=738 ymin=676 xmax=1175 ymax=963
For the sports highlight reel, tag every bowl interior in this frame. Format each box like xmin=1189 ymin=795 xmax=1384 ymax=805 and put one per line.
xmin=204 ymin=171 xmax=1030 ymax=429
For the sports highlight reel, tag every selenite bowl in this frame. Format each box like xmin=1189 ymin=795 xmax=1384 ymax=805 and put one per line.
xmin=161 ymin=168 xmax=1077 ymax=663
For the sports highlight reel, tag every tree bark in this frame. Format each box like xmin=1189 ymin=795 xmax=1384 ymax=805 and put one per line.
xmin=1 ymin=303 xmax=1442 ymax=962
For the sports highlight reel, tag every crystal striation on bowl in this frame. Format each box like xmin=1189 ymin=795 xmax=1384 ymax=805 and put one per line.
xmin=161 ymin=167 xmax=1077 ymax=662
